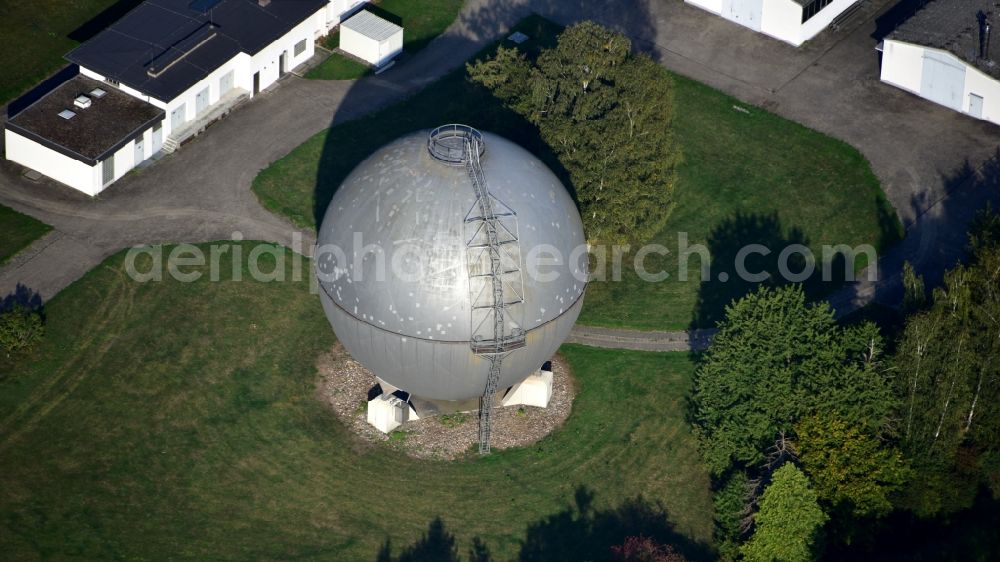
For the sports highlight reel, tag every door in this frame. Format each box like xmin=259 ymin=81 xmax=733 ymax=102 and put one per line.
xmin=170 ymin=104 xmax=186 ymax=132
xmin=723 ymin=0 xmax=763 ymax=32
xmin=921 ymin=51 xmax=966 ymax=111
xmin=279 ymin=52 xmax=286 ymax=76
xmin=219 ymin=70 xmax=234 ymax=96
xmin=134 ymin=138 xmax=144 ymax=165
xmin=195 ymin=86 xmax=209 ymax=115
xmin=152 ymin=123 xmax=163 ymax=153
xmin=253 ymin=72 xmax=260 ymax=95
xmin=969 ymin=93 xmax=984 ymax=118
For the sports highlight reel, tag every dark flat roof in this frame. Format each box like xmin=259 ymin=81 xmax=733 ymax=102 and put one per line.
xmin=65 ymin=0 xmax=327 ymax=102
xmin=889 ymin=0 xmax=1000 ymax=79
xmin=6 ymin=75 xmax=164 ymax=166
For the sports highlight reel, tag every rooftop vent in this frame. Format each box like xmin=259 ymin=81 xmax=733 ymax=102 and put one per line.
xmin=73 ymin=95 xmax=92 ymax=109
xmin=147 ymin=23 xmax=217 ymax=78
xmin=258 ymin=0 xmax=271 ymax=7
xmin=58 ymin=109 xmax=76 ymax=120
xmin=90 ymin=88 xmax=107 ymax=99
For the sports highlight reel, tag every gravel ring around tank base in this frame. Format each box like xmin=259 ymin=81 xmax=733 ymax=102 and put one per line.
xmin=316 ymin=343 xmax=577 ymax=461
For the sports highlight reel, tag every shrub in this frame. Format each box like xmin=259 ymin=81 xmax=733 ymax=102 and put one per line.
xmin=0 ymin=305 xmax=44 ymax=356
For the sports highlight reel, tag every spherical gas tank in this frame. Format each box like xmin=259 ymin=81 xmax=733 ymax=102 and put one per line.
xmin=315 ymin=125 xmax=586 ymax=401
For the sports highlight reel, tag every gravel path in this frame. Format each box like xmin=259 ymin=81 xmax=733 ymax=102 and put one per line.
xmin=316 ymin=344 xmax=576 ymax=460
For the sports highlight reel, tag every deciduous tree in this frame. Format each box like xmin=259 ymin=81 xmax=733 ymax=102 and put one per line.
xmin=795 ymin=414 xmax=910 ymax=517
xmin=468 ymin=22 xmax=680 ymax=245
xmin=893 ymin=209 xmax=1000 ymax=516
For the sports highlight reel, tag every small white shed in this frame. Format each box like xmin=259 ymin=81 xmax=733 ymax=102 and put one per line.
xmin=339 ymin=10 xmax=403 ymax=67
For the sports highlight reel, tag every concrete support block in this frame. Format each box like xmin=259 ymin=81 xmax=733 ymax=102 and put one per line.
xmin=367 ymin=392 xmax=420 ymax=433
xmin=501 ymin=369 xmax=553 ymax=409
xmin=367 ymin=394 xmax=406 ymax=433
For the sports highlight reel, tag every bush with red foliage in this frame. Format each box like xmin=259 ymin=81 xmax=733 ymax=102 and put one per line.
xmin=611 ymin=536 xmax=688 ymax=562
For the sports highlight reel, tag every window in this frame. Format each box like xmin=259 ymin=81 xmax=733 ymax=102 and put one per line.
xmin=801 ymin=0 xmax=835 ymax=23
xmin=102 ymin=155 xmax=115 ymax=185
xmin=294 ymin=39 xmax=307 ymax=57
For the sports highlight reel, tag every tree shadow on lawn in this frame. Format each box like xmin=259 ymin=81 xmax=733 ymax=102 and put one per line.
xmin=1 ymin=283 xmax=44 ymax=315
xmin=689 ymin=200 xmax=904 ymax=331
xmin=374 ymin=486 xmax=713 ymax=562
xmin=517 ymin=486 xmax=714 ymax=562
xmin=376 ymin=517 xmax=466 ymax=562
xmin=689 ymin=211 xmax=808 ymax=330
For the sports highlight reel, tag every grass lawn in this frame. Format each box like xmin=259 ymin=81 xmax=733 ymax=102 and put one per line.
xmin=254 ymin=16 xmax=902 ymax=331
xmin=306 ymin=0 xmax=464 ymax=80
xmin=0 ymin=243 xmax=714 ymax=560
xmin=0 ymin=0 xmax=130 ymax=104
xmin=0 ymin=204 xmax=51 ymax=266
xmin=306 ymin=32 xmax=372 ymax=80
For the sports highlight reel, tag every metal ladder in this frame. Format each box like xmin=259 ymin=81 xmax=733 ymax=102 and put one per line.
xmin=461 ymin=133 xmax=525 ymax=454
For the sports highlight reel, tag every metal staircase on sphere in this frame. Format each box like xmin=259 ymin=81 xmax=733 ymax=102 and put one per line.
xmin=427 ymin=124 xmax=526 ymax=453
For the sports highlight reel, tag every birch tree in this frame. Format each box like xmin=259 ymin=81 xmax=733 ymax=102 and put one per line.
xmin=893 ymin=209 xmax=1000 ymax=515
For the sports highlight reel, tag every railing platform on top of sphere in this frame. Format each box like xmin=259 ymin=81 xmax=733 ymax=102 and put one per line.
xmin=427 ymin=124 xmax=485 ymax=165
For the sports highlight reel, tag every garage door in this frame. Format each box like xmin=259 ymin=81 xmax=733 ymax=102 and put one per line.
xmin=921 ymin=51 xmax=966 ymax=111
xmin=723 ymin=0 xmax=763 ymax=32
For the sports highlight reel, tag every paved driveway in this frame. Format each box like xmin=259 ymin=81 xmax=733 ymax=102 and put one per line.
xmin=1 ymin=0 xmax=998 ymax=313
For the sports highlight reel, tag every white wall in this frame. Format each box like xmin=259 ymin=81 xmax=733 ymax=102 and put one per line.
xmin=341 ymin=26 xmax=402 ymax=67
xmin=5 ymin=129 xmax=100 ymax=195
xmin=964 ymin=62 xmax=1000 ymax=124
xmin=687 ymin=0 xmax=723 ymax=16
xmin=326 ymin=0 xmax=366 ymax=28
xmin=882 ymin=40 xmax=1000 ymax=126
xmin=340 ymin=27 xmax=380 ymax=65
xmin=760 ymin=0 xmax=801 ymax=45
xmin=880 ymin=39 xmax=925 ymax=94
xmin=158 ymin=53 xmax=250 ymax=138
xmin=687 ymin=0 xmax=859 ymax=46
xmin=4 ymin=124 xmax=162 ymax=196
xmin=379 ymin=30 xmax=404 ymax=67
xmin=79 ymin=67 xmax=156 ymax=104
xmin=251 ymin=9 xmax=324 ymax=94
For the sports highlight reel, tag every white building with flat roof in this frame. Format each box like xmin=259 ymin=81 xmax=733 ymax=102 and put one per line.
xmin=5 ymin=0 xmax=366 ymax=195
